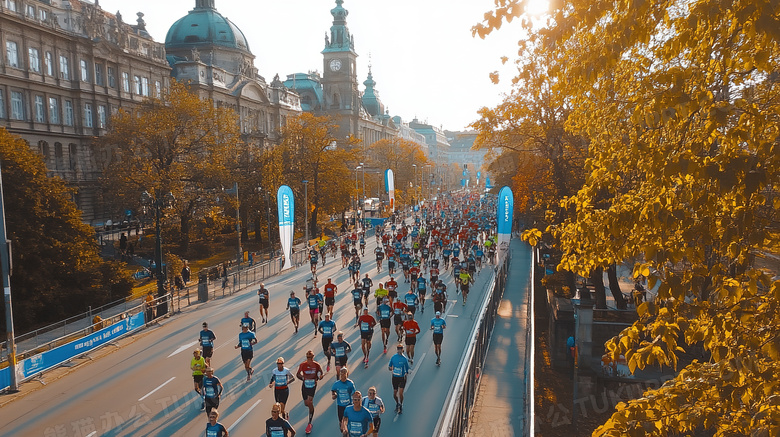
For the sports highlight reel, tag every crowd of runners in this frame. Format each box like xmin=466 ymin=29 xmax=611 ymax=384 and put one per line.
xmin=192 ymin=192 xmax=498 ymax=436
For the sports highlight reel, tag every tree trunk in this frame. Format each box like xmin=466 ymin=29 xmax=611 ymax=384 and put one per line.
xmin=254 ymin=216 xmax=262 ymax=243
xmin=591 ymin=267 xmax=608 ymax=309
xmin=310 ymin=205 xmax=319 ymax=237
xmin=607 ymin=264 xmax=627 ymax=310
xmin=179 ymin=213 xmax=191 ymax=253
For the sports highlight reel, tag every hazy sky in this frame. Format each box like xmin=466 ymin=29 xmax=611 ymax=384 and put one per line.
xmin=95 ymin=0 xmax=524 ymax=131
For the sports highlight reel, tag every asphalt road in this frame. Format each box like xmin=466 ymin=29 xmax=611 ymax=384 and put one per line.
xmin=0 ymin=234 xmax=529 ymax=437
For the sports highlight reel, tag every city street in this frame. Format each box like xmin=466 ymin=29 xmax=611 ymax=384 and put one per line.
xmin=0 ymin=233 xmax=531 ymax=437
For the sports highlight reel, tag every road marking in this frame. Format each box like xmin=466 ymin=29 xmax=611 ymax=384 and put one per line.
xmin=85 ymin=432 xmax=96 ymax=437
xmin=167 ymin=341 xmax=199 ymax=358
xmin=446 ymin=314 xmax=459 ymax=318
xmin=139 ymin=376 xmax=176 ymax=401
xmin=406 ymin=352 xmax=426 ymax=389
xmin=227 ymin=399 xmax=262 ymax=432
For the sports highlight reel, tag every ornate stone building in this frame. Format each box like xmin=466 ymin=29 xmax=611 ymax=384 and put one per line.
xmin=0 ymin=0 xmax=171 ymax=224
xmin=283 ymin=0 xmax=407 ymax=151
xmin=165 ymin=0 xmax=300 ymax=149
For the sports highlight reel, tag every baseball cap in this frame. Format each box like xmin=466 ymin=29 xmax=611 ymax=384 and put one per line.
xmin=436 ymin=311 xmax=441 ymax=316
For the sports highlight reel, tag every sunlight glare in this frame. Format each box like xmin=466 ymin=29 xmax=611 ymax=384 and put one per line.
xmin=525 ymin=0 xmax=550 ymax=17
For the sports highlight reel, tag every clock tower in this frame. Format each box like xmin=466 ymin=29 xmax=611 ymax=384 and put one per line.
xmin=322 ymin=0 xmax=359 ymax=142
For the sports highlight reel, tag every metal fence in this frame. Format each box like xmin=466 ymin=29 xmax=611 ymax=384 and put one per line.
xmin=434 ymin=250 xmax=511 ymax=436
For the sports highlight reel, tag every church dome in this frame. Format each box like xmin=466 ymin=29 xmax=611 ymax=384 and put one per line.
xmin=361 ymin=69 xmax=384 ymax=117
xmin=165 ymin=0 xmax=250 ymax=54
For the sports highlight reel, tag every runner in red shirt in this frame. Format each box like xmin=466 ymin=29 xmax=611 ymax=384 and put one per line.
xmin=323 ymin=278 xmax=338 ymax=319
xmin=296 ymin=350 xmax=324 ymax=433
xmin=402 ymin=313 xmax=421 ymax=365
xmin=357 ymin=308 xmax=377 ymax=368
xmin=386 ymin=277 xmax=399 ymax=305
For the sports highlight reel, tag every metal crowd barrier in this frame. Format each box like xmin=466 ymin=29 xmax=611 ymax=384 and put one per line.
xmin=433 ymin=249 xmax=511 ymax=436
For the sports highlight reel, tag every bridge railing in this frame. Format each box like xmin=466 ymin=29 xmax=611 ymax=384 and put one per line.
xmin=434 ymin=249 xmax=511 ymax=436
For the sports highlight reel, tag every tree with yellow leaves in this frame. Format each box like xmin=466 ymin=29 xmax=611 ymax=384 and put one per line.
xmin=98 ymin=80 xmax=244 ymax=252
xmin=477 ymin=0 xmax=780 ymax=434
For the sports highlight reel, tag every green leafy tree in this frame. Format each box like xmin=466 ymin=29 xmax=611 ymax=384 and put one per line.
xmin=477 ymin=0 xmax=780 ymax=434
xmin=98 ymin=80 xmax=244 ymax=253
xmin=0 ymin=128 xmax=132 ymax=333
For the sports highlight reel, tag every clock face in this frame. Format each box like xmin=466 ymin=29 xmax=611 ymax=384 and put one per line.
xmin=329 ymin=59 xmax=342 ymax=72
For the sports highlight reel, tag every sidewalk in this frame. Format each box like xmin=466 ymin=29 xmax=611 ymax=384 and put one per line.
xmin=468 ymin=239 xmax=531 ymax=436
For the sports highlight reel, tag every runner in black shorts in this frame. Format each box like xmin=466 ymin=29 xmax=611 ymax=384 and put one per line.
xmin=257 ymin=283 xmax=269 ymax=324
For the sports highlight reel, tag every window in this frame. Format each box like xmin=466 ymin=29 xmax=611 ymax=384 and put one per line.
xmin=7 ymin=0 xmax=16 ymax=12
xmin=0 ymin=89 xmax=5 ymax=119
xmin=45 ymin=51 xmax=53 ymax=75
xmin=54 ymin=143 xmax=63 ymax=170
xmin=59 ymin=55 xmax=69 ymax=80
xmin=6 ymin=41 xmax=19 ymax=68
xmin=64 ymin=100 xmax=73 ymax=126
xmin=94 ymin=63 xmax=104 ymax=86
xmin=83 ymin=103 xmax=93 ymax=128
xmin=122 ymin=72 xmax=129 ymax=92
xmin=80 ymin=59 xmax=89 ymax=82
xmin=154 ymin=80 xmax=161 ymax=97
xmin=11 ymin=91 xmax=24 ymax=120
xmin=141 ymin=77 xmax=149 ymax=96
xmin=34 ymin=95 xmax=45 ymax=122
xmin=68 ymin=144 xmax=77 ymax=170
xmin=48 ymin=97 xmax=59 ymax=124
xmin=98 ymin=105 xmax=106 ymax=128
xmin=28 ymin=48 xmax=40 ymax=72
xmin=39 ymin=8 xmax=48 ymax=22
xmin=108 ymin=66 xmax=116 ymax=88
xmin=26 ymin=4 xmax=34 ymax=17
xmin=134 ymin=75 xmax=141 ymax=94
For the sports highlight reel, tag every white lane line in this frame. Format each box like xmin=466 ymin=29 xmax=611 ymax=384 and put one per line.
xmin=138 ymin=376 xmax=176 ymax=401
xmin=85 ymin=432 xmax=97 ymax=437
xmin=227 ymin=399 xmax=263 ymax=432
xmin=406 ymin=352 xmax=426 ymax=389
xmin=446 ymin=314 xmax=459 ymax=318
xmin=167 ymin=341 xmax=199 ymax=358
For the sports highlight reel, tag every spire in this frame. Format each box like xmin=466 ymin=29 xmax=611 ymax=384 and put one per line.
xmin=363 ymin=66 xmax=376 ymax=89
xmin=324 ymin=0 xmax=354 ymax=52
xmin=195 ymin=0 xmax=216 ymax=10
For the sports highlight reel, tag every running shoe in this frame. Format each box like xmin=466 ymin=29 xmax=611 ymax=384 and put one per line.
xmin=305 ymin=423 xmax=313 ymax=434
xmin=409 ymin=358 xmax=413 ymax=365
xmin=327 ymin=364 xmax=331 ymax=372
xmin=201 ymin=402 xmax=205 ymax=410
xmin=383 ymin=347 xmax=387 ymax=354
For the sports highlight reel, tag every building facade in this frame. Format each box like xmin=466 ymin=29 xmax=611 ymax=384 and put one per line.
xmin=0 ymin=0 xmax=171 ymax=224
xmin=165 ymin=0 xmax=301 ymax=149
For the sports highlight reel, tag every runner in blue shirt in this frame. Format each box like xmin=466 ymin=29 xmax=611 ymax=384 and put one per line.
xmin=240 ymin=311 xmax=256 ymax=333
xmin=202 ymin=367 xmax=224 ymax=417
xmin=331 ymin=368 xmax=356 ymax=428
xmin=287 ymin=291 xmax=301 ymax=334
xmin=403 ymin=290 xmax=419 ymax=316
xmin=265 ymin=403 xmax=295 ymax=437
xmin=416 ymin=276 xmax=428 ymax=311
xmin=235 ymin=325 xmax=257 ymax=381
xmin=351 ymin=283 xmax=364 ymax=327
xmin=388 ymin=344 xmax=411 ymax=413
xmin=361 ymin=387 xmax=385 ymax=437
xmin=307 ymin=288 xmax=321 ymax=337
xmin=205 ymin=409 xmax=228 ymax=437
xmin=431 ymin=311 xmax=447 ymax=366
xmin=318 ymin=314 xmax=337 ymax=372
xmin=376 ymin=298 xmax=392 ymax=354
xmin=342 ymin=391 xmax=374 ymax=437
xmin=329 ymin=332 xmax=352 ymax=375
xmin=199 ymin=322 xmax=217 ymax=367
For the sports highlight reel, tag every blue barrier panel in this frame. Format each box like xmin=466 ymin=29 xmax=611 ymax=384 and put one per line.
xmin=0 ymin=366 xmax=9 ymax=391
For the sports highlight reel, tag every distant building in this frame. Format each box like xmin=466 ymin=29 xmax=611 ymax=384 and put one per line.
xmin=409 ymin=118 xmax=451 ymax=166
xmin=165 ymin=0 xmax=301 ymax=149
xmin=0 ymin=0 xmax=171 ymax=224
xmin=284 ymin=0 xmax=412 ymax=153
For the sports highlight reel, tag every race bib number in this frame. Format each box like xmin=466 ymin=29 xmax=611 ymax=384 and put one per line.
xmin=205 ymin=386 xmax=215 ymax=397
xmin=361 ymin=322 xmax=369 ymax=331
xmin=393 ymin=366 xmax=404 ymax=376
xmin=349 ymin=421 xmax=363 ymax=434
xmin=271 ymin=430 xmax=284 ymax=437
xmin=304 ymin=379 xmax=316 ymax=388
xmin=335 ymin=346 xmax=345 ymax=357
xmin=275 ymin=377 xmax=287 ymax=387
xmin=241 ymin=339 xmax=250 ymax=348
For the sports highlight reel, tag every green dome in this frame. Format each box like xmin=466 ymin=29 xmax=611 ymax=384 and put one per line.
xmin=165 ymin=1 xmax=250 ymax=54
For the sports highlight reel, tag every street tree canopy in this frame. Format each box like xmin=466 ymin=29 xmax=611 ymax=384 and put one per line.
xmin=476 ymin=0 xmax=780 ymax=434
xmin=273 ymin=113 xmax=356 ymax=236
xmin=0 ymin=129 xmax=132 ymax=332
xmin=99 ymin=80 xmax=243 ymax=252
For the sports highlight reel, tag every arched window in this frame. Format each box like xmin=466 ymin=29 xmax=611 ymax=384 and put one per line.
xmin=69 ymin=143 xmax=78 ymax=170
xmin=332 ymin=93 xmax=340 ymax=109
xmin=54 ymin=142 xmax=63 ymax=170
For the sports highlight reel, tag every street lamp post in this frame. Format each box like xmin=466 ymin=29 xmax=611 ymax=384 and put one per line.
xmin=302 ymin=180 xmax=309 ymax=246
xmin=412 ymin=164 xmax=417 ymax=206
xmin=360 ymin=162 xmax=366 ymax=227
xmin=140 ymin=190 xmax=174 ymax=316
xmin=224 ymin=182 xmax=242 ymax=264
xmin=0 ymin=163 xmax=19 ymax=392
xmin=354 ymin=166 xmax=362 ymax=230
